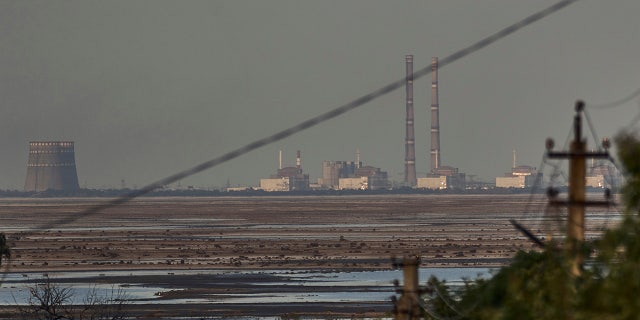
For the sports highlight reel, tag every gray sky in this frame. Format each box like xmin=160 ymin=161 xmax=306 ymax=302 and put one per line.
xmin=1 ymin=1 xmax=639 ymax=190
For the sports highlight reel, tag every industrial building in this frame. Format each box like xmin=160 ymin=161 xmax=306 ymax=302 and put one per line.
xmin=495 ymin=166 xmax=540 ymax=188
xmin=319 ymin=160 xmax=359 ymax=189
xmin=495 ymin=150 xmax=542 ymax=188
xmin=339 ymin=165 xmax=389 ymax=190
xmin=259 ymin=150 xmax=309 ymax=191
xmin=320 ymin=148 xmax=389 ymax=191
xmin=259 ymin=177 xmax=291 ymax=192
xmin=339 ymin=177 xmax=368 ymax=190
xmin=586 ymin=162 xmax=620 ymax=189
xmin=418 ymin=167 xmax=466 ymax=190
xmin=24 ymin=141 xmax=80 ymax=192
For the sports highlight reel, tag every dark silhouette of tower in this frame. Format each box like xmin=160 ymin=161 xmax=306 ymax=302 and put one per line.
xmin=404 ymin=55 xmax=417 ymax=186
xmin=24 ymin=141 xmax=80 ymax=192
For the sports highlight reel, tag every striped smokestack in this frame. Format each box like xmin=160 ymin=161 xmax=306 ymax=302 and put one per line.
xmin=430 ymin=57 xmax=441 ymax=173
xmin=404 ymin=55 xmax=417 ymax=186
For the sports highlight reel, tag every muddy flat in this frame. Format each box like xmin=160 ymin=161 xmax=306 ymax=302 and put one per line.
xmin=0 ymin=194 xmax=619 ymax=318
xmin=0 ymin=194 xmax=565 ymax=272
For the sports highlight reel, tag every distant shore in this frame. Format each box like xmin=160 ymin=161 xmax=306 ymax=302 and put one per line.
xmin=0 ymin=185 xmax=568 ymax=198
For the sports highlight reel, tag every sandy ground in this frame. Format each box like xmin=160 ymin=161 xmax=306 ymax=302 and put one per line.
xmin=0 ymin=194 xmax=618 ymax=318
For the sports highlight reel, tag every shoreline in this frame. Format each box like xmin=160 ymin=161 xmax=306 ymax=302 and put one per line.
xmin=0 ymin=266 xmax=492 ymax=319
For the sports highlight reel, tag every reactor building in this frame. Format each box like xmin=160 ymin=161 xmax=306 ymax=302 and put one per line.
xmin=319 ymin=160 xmax=360 ymax=189
xmin=24 ymin=141 xmax=80 ymax=192
xmin=319 ymin=149 xmax=389 ymax=191
xmin=586 ymin=161 xmax=621 ymax=189
xmin=338 ymin=165 xmax=389 ymax=190
xmin=259 ymin=150 xmax=310 ymax=191
xmin=495 ymin=150 xmax=542 ymax=188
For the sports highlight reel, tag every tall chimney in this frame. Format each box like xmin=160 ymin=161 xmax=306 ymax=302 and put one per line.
xmin=513 ymin=149 xmax=517 ymax=169
xmin=279 ymin=150 xmax=283 ymax=170
xmin=404 ymin=55 xmax=417 ymax=186
xmin=296 ymin=150 xmax=301 ymax=170
xmin=430 ymin=57 xmax=441 ymax=173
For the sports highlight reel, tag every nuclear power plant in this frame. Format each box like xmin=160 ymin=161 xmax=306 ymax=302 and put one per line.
xmin=14 ymin=57 xmax=550 ymax=194
xmin=256 ymin=56 xmax=468 ymax=192
xmin=24 ymin=141 xmax=80 ymax=192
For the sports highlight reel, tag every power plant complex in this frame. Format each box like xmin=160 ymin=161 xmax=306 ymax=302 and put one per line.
xmin=252 ymin=55 xmax=556 ymax=192
xmin=18 ymin=57 xmax=620 ymax=194
xmin=24 ymin=141 xmax=80 ymax=192
xmin=256 ymin=55 xmax=465 ymax=192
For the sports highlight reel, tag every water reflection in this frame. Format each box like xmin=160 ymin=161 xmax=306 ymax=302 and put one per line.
xmin=0 ymin=267 xmax=490 ymax=306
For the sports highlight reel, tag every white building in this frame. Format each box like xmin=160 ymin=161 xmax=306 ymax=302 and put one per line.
xmin=586 ymin=175 xmax=605 ymax=188
xmin=495 ymin=150 xmax=542 ymax=188
xmin=496 ymin=175 xmax=536 ymax=188
xmin=417 ymin=176 xmax=448 ymax=189
xmin=338 ymin=177 xmax=368 ymax=190
xmin=259 ymin=177 xmax=290 ymax=192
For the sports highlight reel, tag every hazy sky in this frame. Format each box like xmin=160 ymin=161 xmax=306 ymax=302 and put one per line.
xmin=1 ymin=1 xmax=639 ymax=190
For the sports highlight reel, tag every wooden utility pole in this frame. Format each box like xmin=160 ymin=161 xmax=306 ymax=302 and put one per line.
xmin=568 ymin=104 xmax=587 ymax=276
xmin=547 ymin=101 xmax=611 ymax=276
xmin=394 ymin=256 xmax=422 ymax=320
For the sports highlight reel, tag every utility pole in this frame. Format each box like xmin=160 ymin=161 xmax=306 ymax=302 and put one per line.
xmin=546 ymin=101 xmax=611 ymax=276
xmin=393 ymin=256 xmax=423 ymax=320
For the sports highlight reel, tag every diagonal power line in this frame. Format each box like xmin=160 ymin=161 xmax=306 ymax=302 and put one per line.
xmin=587 ymin=87 xmax=640 ymax=110
xmin=37 ymin=0 xmax=579 ymax=231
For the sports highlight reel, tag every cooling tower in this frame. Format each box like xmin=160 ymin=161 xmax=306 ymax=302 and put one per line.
xmin=24 ymin=141 xmax=80 ymax=192
xmin=404 ymin=55 xmax=417 ymax=186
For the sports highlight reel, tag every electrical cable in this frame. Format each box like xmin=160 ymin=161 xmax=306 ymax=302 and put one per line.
xmin=525 ymin=156 xmax=567 ymax=234
xmin=413 ymin=272 xmax=482 ymax=320
xmin=510 ymin=219 xmax=545 ymax=247
xmin=544 ymin=203 xmax=566 ymax=242
xmin=596 ymin=161 xmax=621 ymax=231
xmin=515 ymin=155 xmax=549 ymax=245
xmin=430 ymin=283 xmax=467 ymax=318
xmin=520 ymin=155 xmax=549 ymax=221
xmin=587 ymin=87 xmax=640 ymax=110
xmin=619 ymin=101 xmax=640 ymax=130
xmin=583 ymin=108 xmax=602 ymax=150
xmin=418 ymin=298 xmax=465 ymax=320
